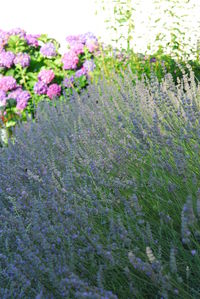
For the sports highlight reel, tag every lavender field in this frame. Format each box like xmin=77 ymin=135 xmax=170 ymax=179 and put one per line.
xmin=0 ymin=1 xmax=200 ymax=298
xmin=1 ymin=62 xmax=200 ymax=298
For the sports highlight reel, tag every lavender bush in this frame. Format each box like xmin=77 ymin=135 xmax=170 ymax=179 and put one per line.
xmin=0 ymin=66 xmax=200 ymax=298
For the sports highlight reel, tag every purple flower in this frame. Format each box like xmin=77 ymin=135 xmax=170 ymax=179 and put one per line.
xmin=83 ymin=60 xmax=96 ymax=73
xmin=150 ymin=57 xmax=156 ymax=63
xmin=7 ymin=88 xmax=30 ymax=110
xmin=0 ymin=30 xmax=9 ymax=47
xmin=16 ymin=91 xmax=31 ymax=111
xmin=65 ymin=33 xmax=98 ymax=53
xmin=69 ymin=41 xmax=85 ymax=55
xmin=38 ymin=69 xmax=55 ymax=84
xmin=75 ymin=67 xmax=86 ymax=78
xmin=66 ymin=35 xmax=81 ymax=44
xmin=34 ymin=81 xmax=48 ymax=95
xmin=191 ymin=249 xmax=197 ymax=256
xmin=0 ymin=51 xmax=15 ymax=68
xmin=8 ymin=88 xmax=23 ymax=100
xmin=8 ymin=28 xmax=26 ymax=38
xmin=0 ymin=76 xmax=17 ymax=92
xmin=80 ymin=32 xmax=98 ymax=44
xmin=62 ymin=51 xmax=79 ymax=70
xmin=25 ymin=34 xmax=40 ymax=47
xmin=0 ymin=90 xmax=6 ymax=106
xmin=47 ymin=83 xmax=61 ymax=99
xmin=14 ymin=52 xmax=30 ymax=68
xmin=62 ymin=76 xmax=74 ymax=88
xmin=85 ymin=38 xmax=99 ymax=52
xmin=18 ymin=90 xmax=31 ymax=102
xmin=0 ymin=30 xmax=9 ymax=41
xmin=40 ymin=42 xmax=57 ymax=58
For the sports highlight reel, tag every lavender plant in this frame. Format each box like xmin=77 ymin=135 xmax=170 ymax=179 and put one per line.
xmin=0 ymin=66 xmax=200 ymax=298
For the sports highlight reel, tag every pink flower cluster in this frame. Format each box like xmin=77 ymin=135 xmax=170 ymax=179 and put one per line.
xmin=34 ymin=69 xmax=61 ymax=99
xmin=38 ymin=69 xmax=55 ymax=84
xmin=0 ymin=51 xmax=15 ymax=68
xmin=62 ymin=32 xmax=98 ymax=71
xmin=0 ymin=76 xmax=17 ymax=92
xmin=47 ymin=84 xmax=61 ymax=99
xmin=25 ymin=34 xmax=40 ymax=47
xmin=14 ymin=52 xmax=30 ymax=68
xmin=65 ymin=32 xmax=99 ymax=53
xmin=0 ymin=76 xmax=30 ymax=111
xmin=62 ymin=51 xmax=79 ymax=70
xmin=69 ymin=41 xmax=84 ymax=55
xmin=40 ymin=42 xmax=57 ymax=58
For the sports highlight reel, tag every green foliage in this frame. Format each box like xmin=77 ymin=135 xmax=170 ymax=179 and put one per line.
xmin=6 ymin=35 xmax=28 ymax=53
xmin=92 ymin=43 xmax=200 ymax=88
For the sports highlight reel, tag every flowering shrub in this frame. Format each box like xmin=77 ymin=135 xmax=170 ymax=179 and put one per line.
xmin=1 ymin=67 xmax=200 ymax=298
xmin=0 ymin=28 xmax=99 ymax=136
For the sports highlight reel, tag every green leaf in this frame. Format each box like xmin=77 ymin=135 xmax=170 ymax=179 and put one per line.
xmin=5 ymin=69 xmax=15 ymax=77
xmin=26 ymin=72 xmax=37 ymax=80
xmin=6 ymin=98 xmax=17 ymax=109
xmin=38 ymin=34 xmax=48 ymax=43
xmin=6 ymin=35 xmax=28 ymax=53
xmin=5 ymin=120 xmax=16 ymax=128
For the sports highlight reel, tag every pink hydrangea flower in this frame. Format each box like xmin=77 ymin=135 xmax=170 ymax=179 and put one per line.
xmin=62 ymin=51 xmax=79 ymax=70
xmin=34 ymin=81 xmax=48 ymax=95
xmin=86 ymin=39 xmax=98 ymax=52
xmin=25 ymin=34 xmax=40 ymax=47
xmin=0 ymin=76 xmax=17 ymax=92
xmin=0 ymin=51 xmax=15 ymax=68
xmin=47 ymin=83 xmax=61 ymax=99
xmin=8 ymin=88 xmax=23 ymax=99
xmin=38 ymin=69 xmax=55 ymax=84
xmin=8 ymin=28 xmax=26 ymax=39
xmin=69 ymin=41 xmax=84 ymax=55
xmin=40 ymin=42 xmax=57 ymax=57
xmin=65 ymin=35 xmax=81 ymax=44
xmin=0 ymin=30 xmax=9 ymax=47
xmin=14 ymin=52 xmax=30 ymax=68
